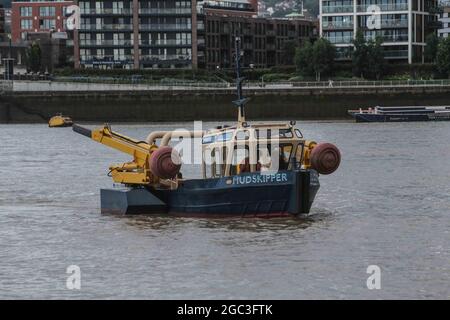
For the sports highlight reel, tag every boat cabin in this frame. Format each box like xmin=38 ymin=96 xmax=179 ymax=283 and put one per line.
xmin=201 ymin=122 xmax=306 ymax=179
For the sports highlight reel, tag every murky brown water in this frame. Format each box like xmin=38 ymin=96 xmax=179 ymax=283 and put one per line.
xmin=0 ymin=121 xmax=449 ymax=299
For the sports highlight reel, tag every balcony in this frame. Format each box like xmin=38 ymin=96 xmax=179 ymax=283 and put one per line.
xmin=138 ymin=8 xmax=192 ymax=15
xmin=139 ymin=39 xmax=191 ymax=46
xmin=365 ymin=34 xmax=408 ymax=42
xmin=80 ymin=40 xmax=133 ymax=46
xmin=80 ymin=55 xmax=134 ymax=64
xmin=80 ymin=8 xmax=133 ymax=15
xmin=138 ymin=24 xmax=191 ymax=31
xmin=381 ymin=19 xmax=408 ymax=28
xmin=325 ymin=35 xmax=353 ymax=44
xmin=359 ymin=19 xmax=408 ymax=29
xmin=266 ymin=30 xmax=276 ymax=36
xmin=335 ymin=51 xmax=352 ymax=60
xmin=356 ymin=4 xmax=408 ymax=12
xmin=322 ymin=21 xmax=354 ymax=30
xmin=322 ymin=5 xmax=353 ymax=14
xmin=79 ymin=24 xmax=133 ymax=31
xmin=384 ymin=50 xmax=408 ymax=58
xmin=140 ymin=54 xmax=191 ymax=62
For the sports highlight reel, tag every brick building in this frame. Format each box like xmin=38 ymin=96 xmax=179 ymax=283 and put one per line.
xmin=0 ymin=5 xmax=5 ymax=36
xmin=11 ymin=0 xmax=74 ymax=42
xmin=199 ymin=1 xmax=317 ymax=69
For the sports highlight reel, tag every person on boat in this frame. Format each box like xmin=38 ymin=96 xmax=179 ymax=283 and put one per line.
xmin=259 ymin=149 xmax=272 ymax=172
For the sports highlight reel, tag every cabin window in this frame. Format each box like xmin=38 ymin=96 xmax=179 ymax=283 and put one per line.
xmin=202 ymin=135 xmax=215 ymax=144
xmin=230 ymin=145 xmax=250 ymax=176
xmin=256 ymin=144 xmax=293 ymax=171
xmin=235 ymin=130 xmax=250 ymax=140
xmin=256 ymin=129 xmax=271 ymax=139
xmin=275 ymin=129 xmax=293 ymax=138
xmin=279 ymin=144 xmax=293 ymax=170
xmin=295 ymin=129 xmax=303 ymax=138
xmin=295 ymin=143 xmax=305 ymax=165
xmin=216 ymin=132 xmax=233 ymax=142
xmin=213 ymin=147 xmax=226 ymax=177
xmin=256 ymin=128 xmax=293 ymax=139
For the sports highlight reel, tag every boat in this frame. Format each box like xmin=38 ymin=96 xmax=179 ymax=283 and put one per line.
xmin=49 ymin=114 xmax=73 ymax=127
xmin=348 ymin=106 xmax=450 ymax=122
xmin=71 ymin=37 xmax=341 ymax=217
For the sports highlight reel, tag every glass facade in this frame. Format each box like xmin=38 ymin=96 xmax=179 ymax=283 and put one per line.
xmin=78 ymin=0 xmax=194 ymax=69
xmin=320 ymin=0 xmax=438 ymax=62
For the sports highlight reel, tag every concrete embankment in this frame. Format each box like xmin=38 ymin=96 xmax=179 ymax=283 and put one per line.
xmin=1 ymin=82 xmax=450 ymax=123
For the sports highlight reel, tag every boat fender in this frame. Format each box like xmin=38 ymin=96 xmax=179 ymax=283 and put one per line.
xmin=310 ymin=143 xmax=341 ymax=175
xmin=150 ymin=146 xmax=182 ymax=179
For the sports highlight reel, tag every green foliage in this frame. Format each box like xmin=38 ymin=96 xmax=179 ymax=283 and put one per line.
xmin=281 ymin=40 xmax=298 ymax=65
xmin=295 ymin=38 xmax=336 ymax=81
xmin=365 ymin=36 xmax=385 ymax=80
xmin=352 ymin=30 xmax=368 ymax=78
xmin=294 ymin=40 xmax=314 ymax=76
xmin=424 ymin=33 xmax=440 ymax=63
xmin=352 ymin=31 xmax=384 ymax=80
xmin=311 ymin=38 xmax=336 ymax=81
xmin=25 ymin=42 xmax=42 ymax=73
xmin=261 ymin=73 xmax=293 ymax=82
xmin=436 ymin=37 xmax=450 ymax=78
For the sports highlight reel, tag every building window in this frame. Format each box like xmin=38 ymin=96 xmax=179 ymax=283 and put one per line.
xmin=20 ymin=7 xmax=33 ymax=17
xmin=39 ymin=6 xmax=56 ymax=17
xmin=21 ymin=19 xmax=33 ymax=30
xmin=40 ymin=19 xmax=56 ymax=29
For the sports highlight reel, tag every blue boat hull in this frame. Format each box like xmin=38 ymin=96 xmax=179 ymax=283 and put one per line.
xmin=353 ymin=113 xmax=450 ymax=122
xmin=100 ymin=170 xmax=320 ymax=217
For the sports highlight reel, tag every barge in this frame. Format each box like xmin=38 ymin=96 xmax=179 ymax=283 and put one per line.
xmin=348 ymin=106 xmax=450 ymax=122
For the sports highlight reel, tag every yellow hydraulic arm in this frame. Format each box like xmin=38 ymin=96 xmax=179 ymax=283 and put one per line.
xmin=73 ymin=124 xmax=158 ymax=185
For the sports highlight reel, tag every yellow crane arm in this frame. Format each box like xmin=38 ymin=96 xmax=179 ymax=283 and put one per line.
xmin=73 ymin=124 xmax=158 ymax=185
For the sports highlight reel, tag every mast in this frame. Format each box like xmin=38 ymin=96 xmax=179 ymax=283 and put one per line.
xmin=233 ymin=36 xmax=249 ymax=126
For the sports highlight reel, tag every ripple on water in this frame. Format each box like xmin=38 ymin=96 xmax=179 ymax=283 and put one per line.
xmin=0 ymin=122 xmax=449 ymax=299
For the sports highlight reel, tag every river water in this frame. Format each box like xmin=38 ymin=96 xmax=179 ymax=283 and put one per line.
xmin=0 ymin=121 xmax=449 ymax=299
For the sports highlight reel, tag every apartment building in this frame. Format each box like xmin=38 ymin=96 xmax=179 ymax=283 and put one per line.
xmin=0 ymin=5 xmax=5 ymax=36
xmin=438 ymin=2 xmax=450 ymax=38
xmin=11 ymin=0 xmax=74 ymax=42
xmin=75 ymin=0 xmax=199 ymax=69
xmin=69 ymin=0 xmax=315 ymax=70
xmin=200 ymin=0 xmax=316 ymax=69
xmin=319 ymin=0 xmax=439 ymax=63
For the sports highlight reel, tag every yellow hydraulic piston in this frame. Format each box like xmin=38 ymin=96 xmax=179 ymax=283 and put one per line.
xmin=302 ymin=140 xmax=317 ymax=169
xmin=73 ymin=124 xmax=158 ymax=185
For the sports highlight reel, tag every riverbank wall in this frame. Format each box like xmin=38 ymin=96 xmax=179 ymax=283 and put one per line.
xmin=1 ymin=82 xmax=450 ymax=123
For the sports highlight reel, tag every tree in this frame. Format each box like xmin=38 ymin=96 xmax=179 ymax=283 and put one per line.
xmin=311 ymin=38 xmax=336 ymax=81
xmin=282 ymin=40 xmax=298 ymax=65
xmin=436 ymin=37 xmax=450 ymax=78
xmin=26 ymin=42 xmax=42 ymax=73
xmin=424 ymin=33 xmax=440 ymax=63
xmin=352 ymin=30 xmax=385 ymax=79
xmin=352 ymin=30 xmax=368 ymax=78
xmin=294 ymin=40 xmax=314 ymax=76
xmin=365 ymin=36 xmax=385 ymax=80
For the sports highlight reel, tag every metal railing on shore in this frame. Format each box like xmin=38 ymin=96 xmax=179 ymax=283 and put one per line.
xmin=0 ymin=80 xmax=13 ymax=92
xmin=3 ymin=78 xmax=450 ymax=93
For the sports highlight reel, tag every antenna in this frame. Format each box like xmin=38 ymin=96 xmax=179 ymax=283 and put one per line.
xmin=232 ymin=36 xmax=249 ymax=126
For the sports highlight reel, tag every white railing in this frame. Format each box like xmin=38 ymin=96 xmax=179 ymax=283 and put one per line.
xmin=20 ymin=79 xmax=449 ymax=92
xmin=0 ymin=80 xmax=13 ymax=92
